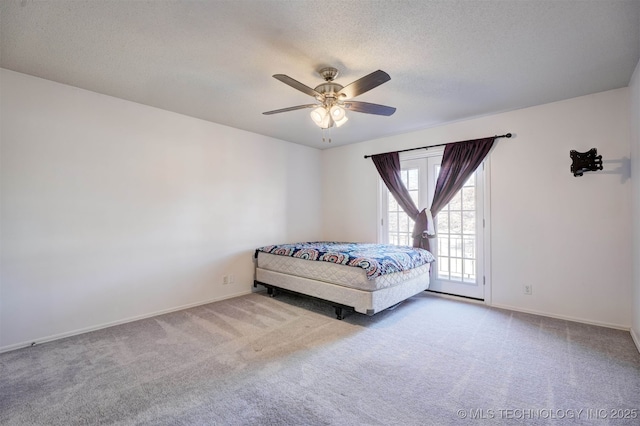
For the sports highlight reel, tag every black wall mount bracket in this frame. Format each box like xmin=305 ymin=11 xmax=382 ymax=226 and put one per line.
xmin=570 ymin=148 xmax=603 ymax=177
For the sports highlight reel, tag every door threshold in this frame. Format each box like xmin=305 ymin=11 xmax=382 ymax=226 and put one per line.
xmin=425 ymin=290 xmax=485 ymax=304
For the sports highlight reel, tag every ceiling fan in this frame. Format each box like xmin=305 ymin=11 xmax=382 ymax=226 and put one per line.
xmin=263 ymin=67 xmax=396 ymax=130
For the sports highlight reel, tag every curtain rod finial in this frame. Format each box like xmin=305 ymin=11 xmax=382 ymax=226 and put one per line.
xmin=505 ymin=133 xmax=512 ymax=138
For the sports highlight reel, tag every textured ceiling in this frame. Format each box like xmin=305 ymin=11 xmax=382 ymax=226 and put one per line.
xmin=1 ymin=0 xmax=639 ymax=149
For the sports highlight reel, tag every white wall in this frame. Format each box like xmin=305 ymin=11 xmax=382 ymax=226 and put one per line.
xmin=323 ymin=88 xmax=632 ymax=328
xmin=631 ymin=58 xmax=640 ymax=349
xmin=0 ymin=69 xmax=323 ymax=351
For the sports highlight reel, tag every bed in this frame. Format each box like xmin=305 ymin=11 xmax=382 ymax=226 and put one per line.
xmin=253 ymin=242 xmax=435 ymax=319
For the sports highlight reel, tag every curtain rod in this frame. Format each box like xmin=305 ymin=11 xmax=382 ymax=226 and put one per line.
xmin=363 ymin=133 xmax=512 ymax=159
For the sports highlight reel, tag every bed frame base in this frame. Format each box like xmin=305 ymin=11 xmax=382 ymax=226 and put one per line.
xmin=254 ymin=280 xmax=353 ymax=320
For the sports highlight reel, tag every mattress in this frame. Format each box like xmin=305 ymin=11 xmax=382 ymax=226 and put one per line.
xmin=256 ymin=241 xmax=434 ymax=280
xmin=256 ymin=252 xmax=431 ymax=292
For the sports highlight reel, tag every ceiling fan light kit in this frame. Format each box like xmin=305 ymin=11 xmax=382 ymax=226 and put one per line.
xmin=333 ymin=113 xmax=348 ymax=128
xmin=330 ymin=105 xmax=346 ymax=121
xmin=264 ymin=67 xmax=396 ymax=137
xmin=310 ymin=106 xmax=330 ymax=128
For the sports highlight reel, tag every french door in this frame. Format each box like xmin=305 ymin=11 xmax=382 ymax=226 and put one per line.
xmin=380 ymin=151 xmax=487 ymax=300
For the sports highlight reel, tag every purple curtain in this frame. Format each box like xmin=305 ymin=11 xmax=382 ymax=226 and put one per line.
xmin=425 ymin=137 xmax=494 ymax=249
xmin=431 ymin=137 xmax=495 ymax=216
xmin=372 ymin=152 xmax=429 ymax=249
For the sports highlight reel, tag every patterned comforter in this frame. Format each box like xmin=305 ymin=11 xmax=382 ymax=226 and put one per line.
xmin=255 ymin=242 xmax=435 ymax=280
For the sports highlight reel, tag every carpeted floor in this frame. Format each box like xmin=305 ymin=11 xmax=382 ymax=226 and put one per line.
xmin=1 ymin=291 xmax=639 ymax=425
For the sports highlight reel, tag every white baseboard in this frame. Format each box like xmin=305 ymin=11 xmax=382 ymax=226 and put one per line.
xmin=631 ymin=327 xmax=640 ymax=354
xmin=490 ymin=302 xmax=630 ymax=331
xmin=423 ymin=292 xmax=631 ymax=331
xmin=0 ymin=290 xmax=252 ymax=354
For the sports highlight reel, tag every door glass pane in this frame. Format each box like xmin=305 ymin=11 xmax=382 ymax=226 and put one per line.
xmin=448 ymin=192 xmax=462 ymax=210
xmin=462 ymin=187 xmax=475 ymax=210
xmin=436 ymin=212 xmax=449 ymax=233
xmin=463 ymin=237 xmax=475 ymax=258
xmin=407 ymin=169 xmax=418 ymax=190
xmin=438 ymin=236 xmax=449 ymax=256
xmin=449 ymin=211 xmax=462 ymax=234
xmin=389 ymin=195 xmax=398 ymax=211
xmin=462 ymin=212 xmax=475 ymax=234
xmin=450 ymin=235 xmax=462 ymax=258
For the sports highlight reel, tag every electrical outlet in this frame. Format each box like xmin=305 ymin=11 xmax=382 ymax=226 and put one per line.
xmin=524 ymin=284 xmax=532 ymax=295
xmin=222 ymin=275 xmax=229 ymax=285
xmin=229 ymin=274 xmax=235 ymax=284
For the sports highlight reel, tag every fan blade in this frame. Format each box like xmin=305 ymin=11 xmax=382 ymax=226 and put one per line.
xmin=273 ymin=74 xmax=321 ymax=98
xmin=263 ymin=104 xmax=318 ymax=115
xmin=339 ymin=70 xmax=390 ymax=99
xmin=343 ymin=101 xmax=396 ymax=116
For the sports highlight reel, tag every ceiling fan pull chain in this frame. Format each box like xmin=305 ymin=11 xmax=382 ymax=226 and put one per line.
xmin=320 ymin=127 xmax=332 ymax=143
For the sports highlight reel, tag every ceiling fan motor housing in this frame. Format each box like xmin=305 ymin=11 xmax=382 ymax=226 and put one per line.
xmin=314 ymin=82 xmax=344 ymax=105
